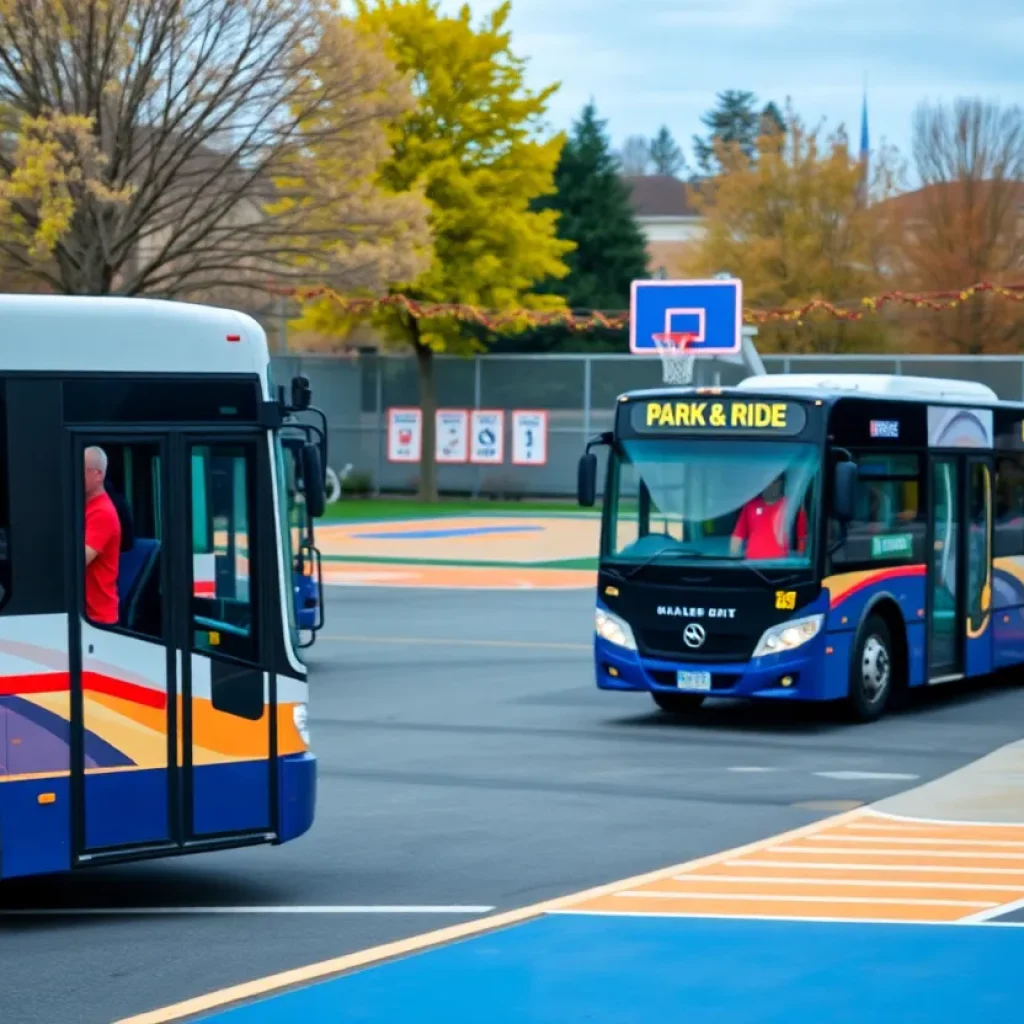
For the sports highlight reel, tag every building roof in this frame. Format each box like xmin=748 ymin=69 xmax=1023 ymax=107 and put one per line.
xmin=623 ymin=175 xmax=700 ymax=218
xmin=876 ymin=180 xmax=1024 ymax=222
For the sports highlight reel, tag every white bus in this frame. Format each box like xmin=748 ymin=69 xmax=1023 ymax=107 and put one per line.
xmin=0 ymin=295 xmax=324 ymax=879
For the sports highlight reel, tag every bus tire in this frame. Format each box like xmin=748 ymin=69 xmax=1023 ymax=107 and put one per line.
xmin=845 ymin=614 xmax=894 ymax=723
xmin=652 ymin=692 xmax=705 ymax=714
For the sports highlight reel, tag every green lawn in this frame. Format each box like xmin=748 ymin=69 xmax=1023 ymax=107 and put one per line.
xmin=319 ymin=497 xmax=599 ymax=521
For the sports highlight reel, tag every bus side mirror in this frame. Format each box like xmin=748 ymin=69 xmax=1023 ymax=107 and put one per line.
xmin=290 ymin=376 xmax=312 ymax=412
xmin=577 ymin=453 xmax=597 ymax=508
xmin=833 ymin=460 xmax=857 ymax=523
xmin=301 ymin=443 xmax=326 ymax=518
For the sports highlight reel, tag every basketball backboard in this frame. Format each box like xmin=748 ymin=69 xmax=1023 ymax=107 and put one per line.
xmin=629 ymin=277 xmax=743 ymax=356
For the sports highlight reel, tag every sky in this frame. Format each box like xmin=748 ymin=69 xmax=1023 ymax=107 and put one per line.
xmin=435 ymin=0 xmax=1021 ymax=176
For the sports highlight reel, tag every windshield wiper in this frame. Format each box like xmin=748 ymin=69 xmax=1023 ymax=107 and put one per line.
xmin=605 ymin=544 xmax=715 ymax=581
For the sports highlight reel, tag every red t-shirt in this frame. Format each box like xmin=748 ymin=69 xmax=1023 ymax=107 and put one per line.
xmin=732 ymin=496 xmax=807 ymax=560
xmin=85 ymin=490 xmax=121 ymax=624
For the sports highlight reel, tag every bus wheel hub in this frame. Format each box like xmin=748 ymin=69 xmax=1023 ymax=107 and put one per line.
xmin=861 ymin=635 xmax=889 ymax=700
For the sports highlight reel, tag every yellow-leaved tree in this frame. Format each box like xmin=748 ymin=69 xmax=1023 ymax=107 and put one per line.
xmin=297 ymin=0 xmax=573 ymax=500
xmin=683 ymin=109 xmax=901 ymax=352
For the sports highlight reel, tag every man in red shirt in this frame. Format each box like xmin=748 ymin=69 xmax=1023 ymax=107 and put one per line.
xmin=729 ymin=474 xmax=807 ymax=560
xmin=84 ymin=446 xmax=121 ymax=625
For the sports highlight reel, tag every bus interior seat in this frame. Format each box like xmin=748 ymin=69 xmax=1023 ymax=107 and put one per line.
xmin=118 ymin=538 xmax=160 ymax=631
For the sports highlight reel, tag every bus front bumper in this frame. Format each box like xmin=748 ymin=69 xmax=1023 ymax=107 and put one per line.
xmin=594 ymin=635 xmax=835 ymax=701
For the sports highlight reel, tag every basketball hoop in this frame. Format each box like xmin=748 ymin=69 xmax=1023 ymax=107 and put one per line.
xmin=652 ymin=332 xmax=697 ymax=385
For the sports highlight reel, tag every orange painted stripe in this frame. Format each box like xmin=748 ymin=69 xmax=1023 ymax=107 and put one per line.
xmin=757 ymin=848 xmax=1024 ymax=868
xmin=824 ymin=564 xmax=926 ymax=607
xmin=565 ymin=810 xmax=1024 ymax=924
xmin=322 ymin=562 xmax=594 ymax=590
xmin=698 ymin=862 xmax=1024 ymax=885
xmin=836 ymin=821 xmax=1024 ymax=842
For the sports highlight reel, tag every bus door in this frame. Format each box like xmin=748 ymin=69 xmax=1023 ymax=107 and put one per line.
xmin=927 ymin=455 xmax=993 ymax=683
xmin=70 ymin=432 xmax=275 ymax=861
xmin=183 ymin=435 xmax=274 ymax=839
xmin=71 ymin=433 xmax=179 ymax=857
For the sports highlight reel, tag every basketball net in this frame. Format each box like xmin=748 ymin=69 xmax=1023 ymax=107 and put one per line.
xmin=652 ymin=332 xmax=697 ymax=385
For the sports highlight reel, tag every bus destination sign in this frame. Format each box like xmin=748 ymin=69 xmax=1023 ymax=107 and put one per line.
xmin=628 ymin=398 xmax=808 ymax=436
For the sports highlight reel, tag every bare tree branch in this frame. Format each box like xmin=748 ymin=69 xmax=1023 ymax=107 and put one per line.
xmin=0 ymin=0 xmax=430 ymax=296
xmin=887 ymin=98 xmax=1024 ymax=352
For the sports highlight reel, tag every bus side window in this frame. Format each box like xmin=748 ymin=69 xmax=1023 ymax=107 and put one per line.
xmin=85 ymin=441 xmax=163 ymax=639
xmin=995 ymin=456 xmax=1024 ymax=557
xmin=0 ymin=383 xmax=9 ymax=610
xmin=189 ymin=443 xmax=257 ymax=666
xmin=830 ymin=454 xmax=925 ymax=567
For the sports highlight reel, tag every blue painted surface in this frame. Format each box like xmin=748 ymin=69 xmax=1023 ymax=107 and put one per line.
xmin=85 ymin=768 xmax=170 ymax=849
xmin=351 ymin=525 xmax=543 ymax=540
xmin=630 ymin=278 xmax=742 ymax=354
xmin=197 ymin=913 xmax=1024 ymax=1023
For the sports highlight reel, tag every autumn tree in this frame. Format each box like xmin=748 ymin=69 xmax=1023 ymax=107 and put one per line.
xmin=296 ymin=0 xmax=572 ymax=501
xmin=0 ymin=0 xmax=426 ymax=298
xmin=684 ymin=109 xmax=897 ymax=352
xmin=882 ymin=98 xmax=1024 ymax=353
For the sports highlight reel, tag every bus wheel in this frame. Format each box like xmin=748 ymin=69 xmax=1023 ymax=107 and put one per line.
xmin=846 ymin=614 xmax=893 ymax=723
xmin=652 ymin=692 xmax=705 ymax=714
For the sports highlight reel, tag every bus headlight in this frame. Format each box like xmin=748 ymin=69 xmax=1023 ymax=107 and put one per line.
xmin=595 ymin=607 xmax=637 ymax=651
xmin=752 ymin=614 xmax=824 ymax=659
xmin=293 ymin=703 xmax=310 ymax=745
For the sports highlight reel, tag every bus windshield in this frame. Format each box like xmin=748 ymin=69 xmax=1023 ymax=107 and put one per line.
xmin=606 ymin=438 xmax=821 ymax=568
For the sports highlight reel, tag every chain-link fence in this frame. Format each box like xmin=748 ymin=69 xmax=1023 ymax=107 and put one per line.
xmin=272 ymin=351 xmax=1024 ymax=499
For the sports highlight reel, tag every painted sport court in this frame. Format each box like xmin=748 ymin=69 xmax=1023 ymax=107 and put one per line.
xmin=119 ymin=742 xmax=1024 ymax=1024
xmin=317 ymin=515 xmax=599 ymax=590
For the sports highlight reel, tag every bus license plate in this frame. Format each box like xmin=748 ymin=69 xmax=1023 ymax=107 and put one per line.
xmin=677 ymin=671 xmax=711 ymax=692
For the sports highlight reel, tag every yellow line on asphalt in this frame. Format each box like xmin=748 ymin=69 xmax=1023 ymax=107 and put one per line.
xmin=113 ymin=806 xmax=869 ymax=1024
xmin=319 ymin=634 xmax=590 ymax=652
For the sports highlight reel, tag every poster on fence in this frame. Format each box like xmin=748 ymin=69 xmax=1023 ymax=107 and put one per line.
xmin=387 ymin=407 xmax=422 ymax=462
xmin=436 ymin=409 xmax=469 ymax=463
xmin=511 ymin=409 xmax=548 ymax=466
xmin=470 ymin=410 xmax=505 ymax=464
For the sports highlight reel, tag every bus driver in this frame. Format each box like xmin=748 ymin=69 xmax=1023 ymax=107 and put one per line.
xmin=729 ymin=473 xmax=807 ymax=560
xmin=84 ymin=445 xmax=121 ymax=625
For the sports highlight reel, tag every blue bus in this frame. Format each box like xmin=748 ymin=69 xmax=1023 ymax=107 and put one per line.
xmin=0 ymin=295 xmax=323 ymax=879
xmin=577 ymin=373 xmax=1024 ymax=722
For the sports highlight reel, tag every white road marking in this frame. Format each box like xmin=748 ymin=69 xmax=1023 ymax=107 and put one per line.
xmin=670 ymin=873 xmax=1024 ymax=892
xmin=729 ymin=858 xmax=1024 ymax=875
xmin=612 ymin=890 xmax=997 ymax=907
xmin=813 ymin=771 xmax=920 ymax=781
xmin=960 ymin=895 xmax=1024 ymax=923
xmin=0 ymin=905 xmax=495 ymax=917
xmin=814 ymin=834 xmax=1024 ymax=849
xmin=774 ymin=845 xmax=1024 ymax=860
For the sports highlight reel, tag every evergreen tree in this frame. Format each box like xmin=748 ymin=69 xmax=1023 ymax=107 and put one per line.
xmin=649 ymin=125 xmax=685 ymax=176
xmin=760 ymin=101 xmax=786 ymax=138
xmin=534 ymin=101 xmax=649 ymax=311
xmin=692 ymin=89 xmax=761 ymax=174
